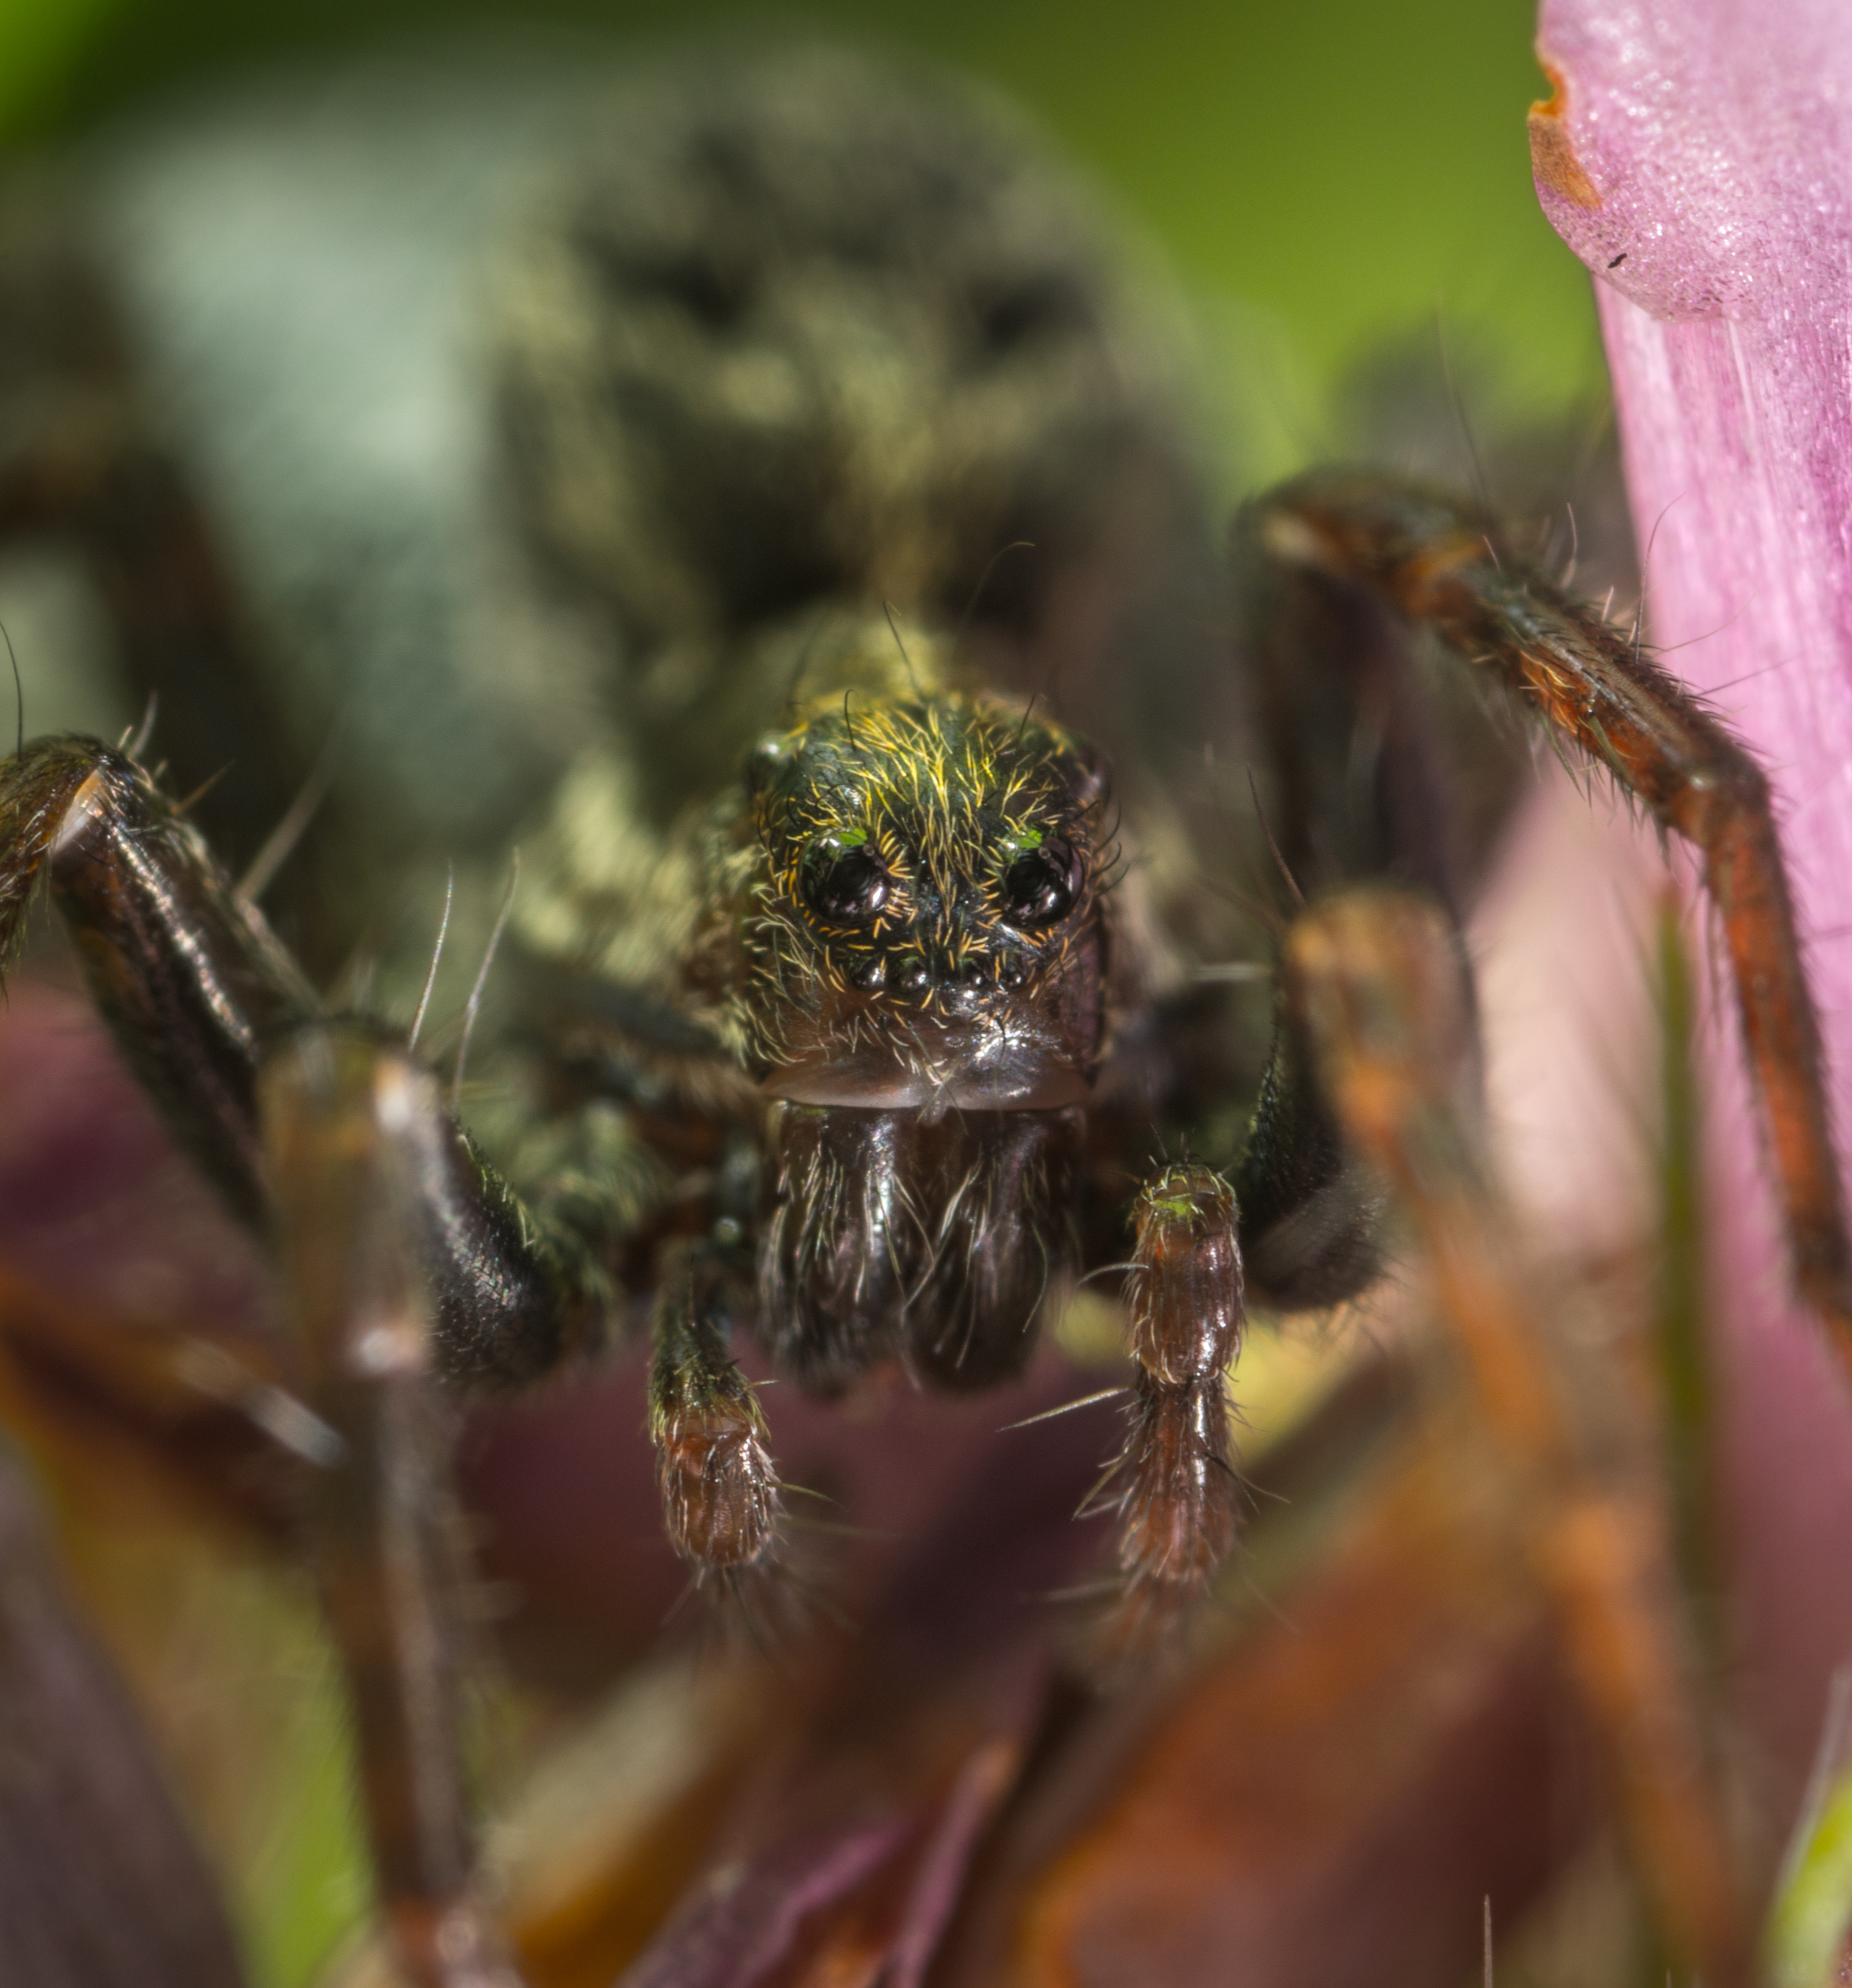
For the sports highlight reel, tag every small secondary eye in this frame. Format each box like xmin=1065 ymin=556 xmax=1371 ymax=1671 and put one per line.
xmin=805 ymin=842 xmax=889 ymax=923
xmin=1000 ymin=841 xmax=1081 ymax=928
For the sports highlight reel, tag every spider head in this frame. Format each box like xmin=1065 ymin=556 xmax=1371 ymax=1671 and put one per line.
xmin=741 ymin=691 xmax=1110 ymax=1110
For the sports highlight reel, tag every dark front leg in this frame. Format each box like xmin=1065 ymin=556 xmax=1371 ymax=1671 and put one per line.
xmin=1232 ymin=968 xmax=1390 ymax=1311
xmin=0 ymin=738 xmax=315 ymax=1224
xmin=0 ymin=736 xmax=594 ymax=1383
xmin=0 ymin=736 xmax=671 ymax=1978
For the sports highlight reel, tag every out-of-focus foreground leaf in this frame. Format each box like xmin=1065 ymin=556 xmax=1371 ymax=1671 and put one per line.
xmin=0 ymin=1437 xmax=248 ymax=1985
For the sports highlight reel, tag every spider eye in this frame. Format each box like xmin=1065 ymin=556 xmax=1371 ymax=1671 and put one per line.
xmin=804 ymin=841 xmax=889 ymax=923
xmin=1000 ymin=841 xmax=1081 ymax=928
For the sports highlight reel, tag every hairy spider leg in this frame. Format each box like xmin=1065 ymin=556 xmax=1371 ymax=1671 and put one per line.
xmin=1096 ymin=1164 xmax=1243 ymax=1640
xmin=0 ymin=737 xmax=318 ymax=1224
xmin=649 ymin=1241 xmax=779 ymax=1573
xmin=1251 ymin=467 xmax=1852 ymax=1366
xmin=0 ymin=725 xmax=804 ymax=1569
xmin=0 ymin=736 xmax=680 ymax=1972
xmin=262 ymin=1030 xmax=524 ymax=1988
xmin=0 ymin=738 xmax=599 ymax=1383
xmin=1290 ymin=885 xmax=1749 ymax=1988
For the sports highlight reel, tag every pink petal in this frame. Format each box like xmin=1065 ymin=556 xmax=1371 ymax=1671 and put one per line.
xmin=1535 ymin=0 xmax=1852 ymax=1819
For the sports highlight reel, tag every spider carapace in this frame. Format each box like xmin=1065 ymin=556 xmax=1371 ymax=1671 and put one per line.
xmin=1 ymin=40 xmax=1848 ymax=1988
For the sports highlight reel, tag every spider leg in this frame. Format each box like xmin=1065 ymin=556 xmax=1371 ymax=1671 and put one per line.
xmin=1288 ymin=884 xmax=1750 ymax=1987
xmin=0 ymin=737 xmax=665 ymax=1971
xmin=1 ymin=730 xmax=800 ymax=1966
xmin=0 ymin=736 xmax=594 ymax=1382
xmin=263 ymin=1028 xmax=522 ymax=1988
xmin=649 ymin=1243 xmax=779 ymax=1575
xmin=1251 ymin=468 xmax=1852 ymax=1360
xmin=1097 ymin=1163 xmax=1244 ymax=1638
xmin=2 ymin=730 xmax=790 ymax=1573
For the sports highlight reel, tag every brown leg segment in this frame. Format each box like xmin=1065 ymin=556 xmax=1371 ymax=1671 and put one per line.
xmin=0 ymin=737 xmax=629 ymax=1980
xmin=1101 ymin=1164 xmax=1244 ymax=1641
xmin=649 ymin=1246 xmax=779 ymax=1576
xmin=261 ymin=1029 xmax=523 ymax=1988
xmin=0 ymin=737 xmax=316 ymax=1225
xmin=0 ymin=735 xmax=591 ymax=1385
xmin=1287 ymin=885 xmax=1749 ymax=1987
xmin=1253 ymin=470 xmax=1852 ymax=1363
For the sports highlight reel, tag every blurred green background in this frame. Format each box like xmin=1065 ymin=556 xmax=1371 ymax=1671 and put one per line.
xmin=3 ymin=0 xmax=1601 ymax=473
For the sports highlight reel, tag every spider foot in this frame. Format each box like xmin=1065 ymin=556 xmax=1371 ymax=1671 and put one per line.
xmin=650 ymin=1271 xmax=780 ymax=1575
xmin=1096 ymin=1165 xmax=1244 ymax=1642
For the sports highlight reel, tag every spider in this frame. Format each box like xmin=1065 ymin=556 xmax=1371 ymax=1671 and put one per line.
xmin=0 ymin=39 xmax=1843 ymax=1988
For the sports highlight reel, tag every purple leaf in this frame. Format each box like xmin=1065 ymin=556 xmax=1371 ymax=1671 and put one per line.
xmin=0 ymin=1449 xmax=248 ymax=1988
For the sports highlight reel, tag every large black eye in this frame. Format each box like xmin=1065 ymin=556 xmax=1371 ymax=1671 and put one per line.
xmin=1000 ymin=841 xmax=1081 ymax=928
xmin=805 ymin=841 xmax=889 ymax=923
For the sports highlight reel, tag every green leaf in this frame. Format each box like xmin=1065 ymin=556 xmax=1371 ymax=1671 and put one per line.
xmin=0 ymin=0 xmax=124 ymax=139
